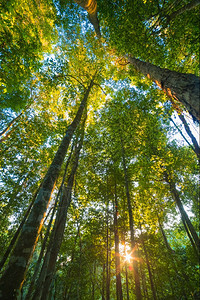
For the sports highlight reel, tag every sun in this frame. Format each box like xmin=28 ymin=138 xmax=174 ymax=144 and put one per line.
xmin=124 ymin=252 xmax=132 ymax=263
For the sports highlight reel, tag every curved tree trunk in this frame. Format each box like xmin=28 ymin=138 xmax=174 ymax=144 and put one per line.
xmin=178 ymin=114 xmax=200 ymax=160
xmin=126 ymin=55 xmax=200 ymax=121
xmin=73 ymin=0 xmax=101 ymax=38
xmin=169 ymin=117 xmax=196 ymax=153
xmin=0 ymin=78 xmax=95 ymax=300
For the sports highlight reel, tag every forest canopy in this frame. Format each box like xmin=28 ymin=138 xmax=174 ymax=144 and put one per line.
xmin=0 ymin=0 xmax=199 ymax=299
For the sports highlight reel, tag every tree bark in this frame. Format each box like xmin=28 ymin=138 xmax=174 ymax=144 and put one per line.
xmin=157 ymin=214 xmax=174 ymax=253
xmin=102 ymin=263 xmax=106 ymax=300
xmin=141 ymin=234 xmax=157 ymax=300
xmin=178 ymin=114 xmax=200 ymax=160
xmin=106 ymin=201 xmax=110 ymax=300
xmin=164 ymin=172 xmax=200 ymax=253
xmin=126 ymin=55 xmax=200 ymax=121
xmin=167 ymin=0 xmax=200 ymax=22
xmin=169 ymin=117 xmax=195 ymax=153
xmin=25 ymin=160 xmax=72 ymax=300
xmin=0 ymin=104 xmax=31 ymax=140
xmin=36 ymin=123 xmax=85 ymax=300
xmin=25 ymin=169 xmax=71 ymax=300
xmin=158 ymin=213 xmax=191 ymax=299
xmin=120 ymin=135 xmax=142 ymax=300
xmin=125 ymin=262 xmax=130 ymax=300
xmin=113 ymin=181 xmax=123 ymax=300
xmin=63 ymin=226 xmax=80 ymax=299
xmin=73 ymin=0 xmax=101 ymax=38
xmin=0 ymin=188 xmax=37 ymax=271
xmin=140 ymin=262 xmax=149 ymax=300
xmin=0 ymin=78 xmax=95 ymax=300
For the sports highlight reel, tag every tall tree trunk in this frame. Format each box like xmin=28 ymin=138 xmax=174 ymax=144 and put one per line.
xmin=37 ymin=124 xmax=85 ymax=300
xmin=26 ymin=142 xmax=74 ymax=300
xmin=167 ymin=0 xmax=200 ymax=22
xmin=0 ymin=186 xmax=39 ymax=270
xmin=73 ymin=0 xmax=101 ymax=38
xmin=169 ymin=117 xmax=195 ymax=153
xmin=157 ymin=214 xmax=174 ymax=253
xmin=0 ymin=78 xmax=95 ymax=300
xmin=0 ymin=103 xmax=31 ymax=140
xmin=158 ymin=214 xmax=190 ymax=299
xmin=182 ymin=217 xmax=199 ymax=259
xmin=120 ymin=135 xmax=142 ymax=300
xmin=152 ymin=0 xmax=200 ymax=30
xmin=126 ymin=56 xmax=200 ymax=121
xmin=178 ymin=114 xmax=200 ymax=160
xmin=140 ymin=262 xmax=149 ymax=300
xmin=102 ymin=263 xmax=106 ymax=300
xmin=91 ymin=262 xmax=96 ymax=300
xmin=63 ymin=225 xmax=80 ymax=299
xmin=106 ymin=202 xmax=110 ymax=300
xmin=164 ymin=172 xmax=200 ymax=253
xmin=125 ymin=262 xmax=130 ymax=300
xmin=140 ymin=233 xmax=157 ymax=300
xmin=113 ymin=180 xmax=123 ymax=300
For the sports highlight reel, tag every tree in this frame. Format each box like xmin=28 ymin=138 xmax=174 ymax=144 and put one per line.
xmin=0 ymin=1 xmax=199 ymax=299
xmin=0 ymin=76 xmax=95 ymax=299
xmin=125 ymin=56 xmax=200 ymax=121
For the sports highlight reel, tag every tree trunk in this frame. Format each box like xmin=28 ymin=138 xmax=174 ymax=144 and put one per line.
xmin=25 ymin=178 xmax=65 ymax=300
xmin=182 ymin=217 xmax=199 ymax=259
xmin=140 ymin=262 xmax=149 ymax=300
xmin=141 ymin=234 xmax=157 ymax=300
xmin=0 ymin=78 xmax=95 ymax=300
xmin=169 ymin=117 xmax=195 ymax=153
xmin=27 ymin=142 xmax=74 ymax=300
xmin=0 ymin=104 xmax=31 ymax=140
xmin=73 ymin=0 xmax=101 ymax=38
xmin=157 ymin=214 xmax=174 ymax=253
xmin=0 ymin=187 xmax=38 ymax=271
xmin=126 ymin=55 xmax=200 ymax=121
xmin=102 ymin=263 xmax=106 ymax=300
xmin=63 ymin=226 xmax=80 ymax=299
xmin=158 ymin=214 xmax=190 ymax=299
xmin=164 ymin=172 xmax=199 ymax=254
xmin=106 ymin=203 xmax=110 ymax=300
xmin=120 ymin=135 xmax=142 ymax=300
xmin=167 ymin=0 xmax=200 ymax=22
xmin=125 ymin=262 xmax=130 ymax=300
xmin=38 ymin=125 xmax=85 ymax=300
xmin=178 ymin=114 xmax=200 ymax=160
xmin=113 ymin=180 xmax=123 ymax=300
